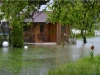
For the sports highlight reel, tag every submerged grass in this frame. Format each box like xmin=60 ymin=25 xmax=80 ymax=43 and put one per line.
xmin=47 ymin=53 xmax=100 ymax=75
xmin=0 ymin=47 xmax=53 ymax=75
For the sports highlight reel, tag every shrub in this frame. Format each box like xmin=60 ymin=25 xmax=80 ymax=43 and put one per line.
xmin=11 ymin=25 xmax=23 ymax=48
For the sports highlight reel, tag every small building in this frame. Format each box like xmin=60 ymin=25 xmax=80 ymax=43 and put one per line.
xmin=24 ymin=11 xmax=70 ymax=44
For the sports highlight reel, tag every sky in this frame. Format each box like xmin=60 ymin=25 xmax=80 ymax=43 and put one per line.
xmin=39 ymin=0 xmax=53 ymax=11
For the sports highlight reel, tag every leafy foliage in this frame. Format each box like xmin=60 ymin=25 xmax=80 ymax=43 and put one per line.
xmin=46 ymin=0 xmax=100 ymax=43
xmin=0 ymin=0 xmax=49 ymax=47
xmin=11 ymin=25 xmax=23 ymax=48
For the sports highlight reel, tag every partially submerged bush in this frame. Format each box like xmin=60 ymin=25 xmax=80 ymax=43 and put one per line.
xmin=11 ymin=25 xmax=23 ymax=48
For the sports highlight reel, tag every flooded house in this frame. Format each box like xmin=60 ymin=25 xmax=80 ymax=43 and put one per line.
xmin=24 ymin=11 xmax=70 ymax=44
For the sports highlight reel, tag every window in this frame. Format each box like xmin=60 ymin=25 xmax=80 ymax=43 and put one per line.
xmin=23 ymin=26 xmax=28 ymax=37
xmin=23 ymin=26 xmax=28 ymax=32
xmin=40 ymin=25 xmax=44 ymax=33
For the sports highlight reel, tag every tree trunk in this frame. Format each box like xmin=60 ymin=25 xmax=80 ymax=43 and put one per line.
xmin=83 ymin=36 xmax=87 ymax=43
xmin=81 ymin=30 xmax=87 ymax=44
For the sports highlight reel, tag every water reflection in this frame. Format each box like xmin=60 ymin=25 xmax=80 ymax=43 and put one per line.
xmin=2 ymin=47 xmax=8 ymax=54
xmin=0 ymin=37 xmax=100 ymax=75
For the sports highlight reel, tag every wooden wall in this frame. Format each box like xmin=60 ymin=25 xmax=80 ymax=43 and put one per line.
xmin=48 ymin=23 xmax=57 ymax=42
xmin=24 ymin=23 xmax=70 ymax=43
xmin=35 ymin=24 xmax=49 ymax=42
xmin=66 ymin=25 xmax=70 ymax=43
xmin=28 ymin=24 xmax=36 ymax=43
xmin=56 ymin=23 xmax=70 ymax=44
xmin=56 ymin=23 xmax=61 ymax=44
xmin=34 ymin=23 xmax=57 ymax=42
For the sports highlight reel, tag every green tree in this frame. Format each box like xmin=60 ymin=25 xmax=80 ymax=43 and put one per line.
xmin=74 ymin=0 xmax=100 ymax=43
xmin=0 ymin=0 xmax=49 ymax=47
xmin=47 ymin=0 xmax=100 ymax=43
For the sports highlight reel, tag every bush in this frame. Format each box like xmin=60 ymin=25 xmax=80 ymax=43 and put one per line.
xmin=11 ymin=26 xmax=23 ymax=48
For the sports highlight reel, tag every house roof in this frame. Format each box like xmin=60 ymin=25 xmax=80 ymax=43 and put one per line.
xmin=24 ymin=11 xmax=52 ymax=23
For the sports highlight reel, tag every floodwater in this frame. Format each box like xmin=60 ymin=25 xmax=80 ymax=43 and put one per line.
xmin=0 ymin=37 xmax=100 ymax=75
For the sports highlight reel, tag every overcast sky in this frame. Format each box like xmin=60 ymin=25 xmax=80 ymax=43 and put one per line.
xmin=39 ymin=0 xmax=53 ymax=11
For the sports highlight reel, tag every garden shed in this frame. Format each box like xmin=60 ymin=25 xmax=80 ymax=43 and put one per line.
xmin=24 ymin=11 xmax=70 ymax=44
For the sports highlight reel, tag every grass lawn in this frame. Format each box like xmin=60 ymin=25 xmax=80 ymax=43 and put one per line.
xmin=47 ymin=51 xmax=100 ymax=75
xmin=76 ymin=32 xmax=95 ymax=39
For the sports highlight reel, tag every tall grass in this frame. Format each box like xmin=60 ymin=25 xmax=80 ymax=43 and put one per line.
xmin=47 ymin=51 xmax=100 ymax=75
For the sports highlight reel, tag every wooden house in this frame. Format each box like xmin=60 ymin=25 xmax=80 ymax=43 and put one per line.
xmin=24 ymin=11 xmax=70 ymax=44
